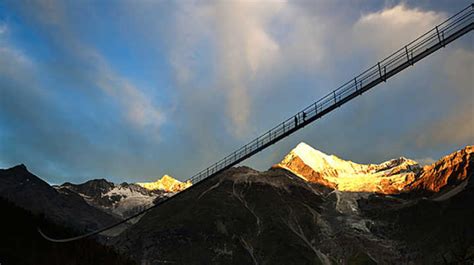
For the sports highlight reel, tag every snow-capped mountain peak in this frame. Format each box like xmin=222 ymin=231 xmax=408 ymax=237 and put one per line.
xmin=275 ymin=142 xmax=472 ymax=195
xmin=275 ymin=142 xmax=422 ymax=193
xmin=288 ymin=142 xmax=419 ymax=176
xmin=289 ymin=142 xmax=370 ymax=176
xmin=137 ymin=175 xmax=192 ymax=192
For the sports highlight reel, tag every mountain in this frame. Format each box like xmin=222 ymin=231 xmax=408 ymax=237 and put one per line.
xmin=136 ymin=175 xmax=192 ymax=192
xmin=55 ymin=179 xmax=170 ymax=219
xmin=274 ymin=142 xmax=472 ymax=195
xmin=0 ymin=164 xmax=190 ymax=233
xmin=113 ymin=145 xmax=473 ymax=264
xmin=2 ymin=144 xmax=471 ymax=264
xmin=54 ymin=174 xmax=190 ymax=219
xmin=0 ymin=164 xmax=120 ymax=232
xmin=408 ymin=145 xmax=473 ymax=193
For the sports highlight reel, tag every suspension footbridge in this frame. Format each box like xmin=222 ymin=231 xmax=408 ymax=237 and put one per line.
xmin=39 ymin=3 xmax=474 ymax=242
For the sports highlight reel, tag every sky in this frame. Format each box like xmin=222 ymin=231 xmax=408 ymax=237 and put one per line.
xmin=0 ymin=0 xmax=472 ymax=184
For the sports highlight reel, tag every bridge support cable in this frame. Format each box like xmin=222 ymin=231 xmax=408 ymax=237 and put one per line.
xmin=39 ymin=4 xmax=474 ymax=242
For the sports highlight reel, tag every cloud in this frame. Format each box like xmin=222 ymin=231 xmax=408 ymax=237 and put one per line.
xmin=169 ymin=1 xmax=283 ymax=138
xmin=163 ymin=1 xmax=472 ymax=173
xmin=213 ymin=1 xmax=282 ymax=137
xmin=93 ymin=55 xmax=165 ymax=132
xmin=166 ymin=1 xmax=337 ymax=140
xmin=329 ymin=4 xmax=472 ymax=154
xmin=244 ymin=3 xmax=472 ymax=169
xmin=412 ymin=49 xmax=474 ymax=149
xmin=414 ymin=157 xmax=436 ymax=166
xmin=353 ymin=4 xmax=445 ymax=57
xmin=0 ymin=42 xmax=166 ymax=183
xmin=13 ymin=0 xmax=166 ymax=135
xmin=83 ymin=53 xmax=165 ymax=137
xmin=0 ymin=1 xmax=169 ymax=182
xmin=0 ymin=43 xmax=77 ymax=181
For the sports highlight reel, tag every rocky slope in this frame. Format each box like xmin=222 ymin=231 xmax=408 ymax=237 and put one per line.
xmin=55 ymin=179 xmax=172 ymax=219
xmin=408 ymin=145 xmax=473 ymax=193
xmin=113 ymin=145 xmax=473 ymax=264
xmin=0 ymin=165 xmax=120 ymax=232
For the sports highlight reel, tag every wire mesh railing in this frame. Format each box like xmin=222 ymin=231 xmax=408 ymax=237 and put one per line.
xmin=187 ymin=4 xmax=473 ymax=185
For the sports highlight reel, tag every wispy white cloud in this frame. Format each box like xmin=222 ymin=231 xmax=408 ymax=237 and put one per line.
xmin=16 ymin=0 xmax=166 ymax=135
xmin=169 ymin=1 xmax=333 ymax=138
xmin=94 ymin=63 xmax=165 ymax=132
xmin=414 ymin=157 xmax=436 ymax=166
xmin=170 ymin=1 xmax=283 ymax=137
xmin=353 ymin=4 xmax=446 ymax=56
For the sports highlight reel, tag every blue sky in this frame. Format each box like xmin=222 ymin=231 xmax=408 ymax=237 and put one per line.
xmin=0 ymin=0 xmax=472 ymax=184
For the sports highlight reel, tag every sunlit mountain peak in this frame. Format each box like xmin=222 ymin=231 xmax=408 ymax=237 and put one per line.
xmin=276 ymin=142 xmax=421 ymax=193
xmin=275 ymin=142 xmax=472 ymax=195
xmin=137 ymin=175 xmax=192 ymax=192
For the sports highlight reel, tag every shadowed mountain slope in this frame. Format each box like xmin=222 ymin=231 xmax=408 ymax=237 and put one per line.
xmin=0 ymin=165 xmax=120 ymax=232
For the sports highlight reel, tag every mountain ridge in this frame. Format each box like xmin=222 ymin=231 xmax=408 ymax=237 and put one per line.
xmin=1 ymin=144 xmax=472 ymax=264
xmin=274 ymin=142 xmax=472 ymax=195
xmin=0 ymin=164 xmax=120 ymax=232
xmin=52 ymin=173 xmax=192 ymax=219
xmin=113 ymin=146 xmax=474 ymax=264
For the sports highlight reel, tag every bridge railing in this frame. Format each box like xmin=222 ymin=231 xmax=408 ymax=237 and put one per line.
xmin=187 ymin=4 xmax=473 ymax=185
